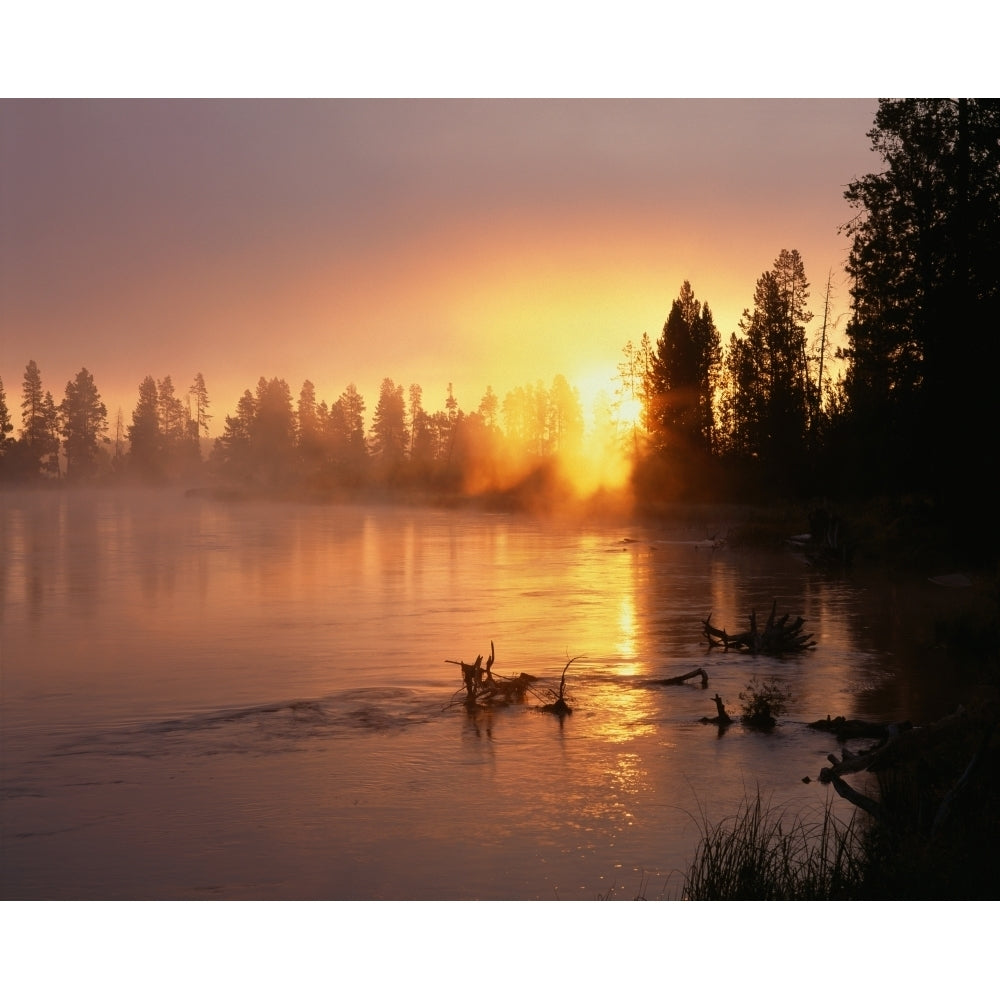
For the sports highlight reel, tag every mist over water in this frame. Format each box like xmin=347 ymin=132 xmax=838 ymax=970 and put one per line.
xmin=0 ymin=489 xmax=957 ymax=899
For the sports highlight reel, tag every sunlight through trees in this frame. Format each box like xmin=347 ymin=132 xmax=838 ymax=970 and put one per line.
xmin=2 ymin=99 xmax=997 ymax=544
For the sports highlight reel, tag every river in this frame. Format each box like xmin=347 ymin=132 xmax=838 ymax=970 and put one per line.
xmin=0 ymin=488 xmax=972 ymax=899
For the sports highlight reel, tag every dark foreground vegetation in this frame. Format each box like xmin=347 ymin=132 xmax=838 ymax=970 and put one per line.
xmin=684 ymin=698 xmax=1000 ymax=900
xmin=679 ymin=559 xmax=999 ymax=900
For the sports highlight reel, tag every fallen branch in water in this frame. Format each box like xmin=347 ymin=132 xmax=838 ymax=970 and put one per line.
xmin=445 ymin=641 xmax=578 ymax=715
xmin=815 ymin=702 xmax=1000 ymax=845
xmin=656 ymin=667 xmax=709 ymax=688
xmin=808 ymin=715 xmax=891 ymax=741
xmin=828 ymin=773 xmax=886 ymax=824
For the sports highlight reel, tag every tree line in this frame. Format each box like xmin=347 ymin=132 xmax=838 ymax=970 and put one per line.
xmin=622 ymin=248 xmax=827 ymax=501
xmin=0 ymin=360 xmax=601 ymax=495
xmin=614 ymin=98 xmax=999 ymax=537
xmin=3 ymin=100 xmax=998 ymax=543
xmin=1 ymin=363 xmax=112 ymax=482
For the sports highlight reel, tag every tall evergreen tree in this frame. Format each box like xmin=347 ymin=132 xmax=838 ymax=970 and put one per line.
xmin=0 ymin=376 xmax=12 ymax=454
xmin=502 ymin=385 xmax=531 ymax=450
xmin=720 ymin=329 xmax=763 ymax=463
xmin=719 ymin=252 xmax=813 ymax=487
xmin=408 ymin=384 xmax=436 ymax=469
xmin=478 ymin=386 xmax=498 ymax=429
xmin=111 ymin=406 xmax=126 ymax=469
xmin=188 ymin=372 xmax=211 ymax=440
xmin=59 ymin=368 xmax=107 ymax=480
xmin=369 ymin=378 xmax=407 ymax=476
xmin=646 ymin=281 xmax=721 ymax=457
xmin=20 ymin=360 xmax=47 ymax=474
xmin=329 ymin=383 xmax=367 ymax=482
xmin=37 ymin=391 xmax=61 ymax=477
xmin=547 ymin=374 xmax=584 ymax=455
xmin=441 ymin=383 xmax=461 ymax=465
xmin=213 ymin=389 xmax=256 ymax=481
xmin=252 ymin=377 xmax=296 ymax=485
xmin=128 ymin=376 xmax=162 ymax=480
xmin=616 ymin=332 xmax=654 ymax=454
xmin=157 ymin=376 xmax=186 ymax=457
xmin=840 ymin=98 xmax=1000 ymax=514
xmin=297 ymin=379 xmax=324 ymax=473
xmin=772 ymin=248 xmax=814 ymax=432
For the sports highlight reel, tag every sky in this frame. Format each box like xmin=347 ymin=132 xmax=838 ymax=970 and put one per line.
xmin=1 ymin=98 xmax=885 ymax=435
xmin=0 ymin=6 xmax=989 ymax=977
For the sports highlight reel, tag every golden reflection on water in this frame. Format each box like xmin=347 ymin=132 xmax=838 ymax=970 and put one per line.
xmin=570 ymin=750 xmax=651 ymax=836
xmin=585 ymin=681 xmax=658 ymax=743
xmin=608 ymin=751 xmax=648 ymax=799
xmin=615 ymin=592 xmax=638 ymax=663
xmin=6 ymin=490 xmax=978 ymax=899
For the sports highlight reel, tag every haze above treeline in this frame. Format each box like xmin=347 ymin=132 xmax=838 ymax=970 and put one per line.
xmin=2 ymin=99 xmax=882 ymax=428
xmin=3 ymin=100 xmax=998 ymax=563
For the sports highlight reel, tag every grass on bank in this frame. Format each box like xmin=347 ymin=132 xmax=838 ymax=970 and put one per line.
xmin=683 ymin=791 xmax=866 ymax=901
xmin=682 ymin=697 xmax=1000 ymax=901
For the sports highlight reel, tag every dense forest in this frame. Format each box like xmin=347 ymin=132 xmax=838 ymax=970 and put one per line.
xmin=3 ymin=100 xmax=998 ymax=557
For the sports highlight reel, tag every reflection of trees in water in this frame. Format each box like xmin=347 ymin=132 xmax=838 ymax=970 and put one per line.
xmin=63 ymin=491 xmax=103 ymax=614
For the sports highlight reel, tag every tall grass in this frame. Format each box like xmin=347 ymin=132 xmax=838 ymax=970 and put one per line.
xmin=683 ymin=790 xmax=867 ymax=900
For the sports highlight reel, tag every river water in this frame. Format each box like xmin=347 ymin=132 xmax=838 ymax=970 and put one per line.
xmin=0 ymin=488 xmax=972 ymax=899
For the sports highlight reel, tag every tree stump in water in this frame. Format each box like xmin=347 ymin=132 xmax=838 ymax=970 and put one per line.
xmin=702 ymin=601 xmax=815 ymax=655
xmin=700 ymin=693 xmax=733 ymax=726
xmin=539 ymin=656 xmax=580 ymax=716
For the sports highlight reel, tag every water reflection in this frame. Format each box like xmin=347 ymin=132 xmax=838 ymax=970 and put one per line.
xmin=1 ymin=490 xmax=978 ymax=899
xmin=585 ymin=680 xmax=658 ymax=743
xmin=615 ymin=592 xmax=638 ymax=662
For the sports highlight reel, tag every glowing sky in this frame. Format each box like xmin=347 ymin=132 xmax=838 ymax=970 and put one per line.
xmin=1 ymin=99 xmax=882 ymax=432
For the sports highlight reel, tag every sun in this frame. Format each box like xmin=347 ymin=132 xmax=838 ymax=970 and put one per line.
xmin=536 ymin=363 xmax=638 ymax=502
xmin=569 ymin=364 xmax=645 ymax=438
xmin=572 ymin=365 xmax=621 ymax=432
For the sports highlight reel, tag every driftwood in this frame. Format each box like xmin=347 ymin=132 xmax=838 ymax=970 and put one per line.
xmin=814 ymin=709 xmax=981 ymax=784
xmin=445 ymin=642 xmax=575 ymax=716
xmin=828 ymin=773 xmax=886 ymax=823
xmin=808 ymin=715 xmax=891 ymax=741
xmin=816 ymin=703 xmax=999 ymax=841
xmin=655 ymin=667 xmax=709 ymax=688
xmin=446 ymin=641 xmax=538 ymax=709
xmin=703 ymin=601 xmax=815 ymax=655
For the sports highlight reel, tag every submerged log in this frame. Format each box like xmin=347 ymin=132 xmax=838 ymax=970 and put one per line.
xmin=702 ymin=601 xmax=815 ymax=655
xmin=656 ymin=667 xmax=709 ymax=688
xmin=815 ymin=708 xmax=984 ymax=785
xmin=818 ymin=703 xmax=999 ymax=841
xmin=808 ymin=715 xmax=892 ymax=741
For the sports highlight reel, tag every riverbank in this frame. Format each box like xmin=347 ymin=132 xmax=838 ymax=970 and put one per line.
xmin=681 ymin=691 xmax=1000 ymax=899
